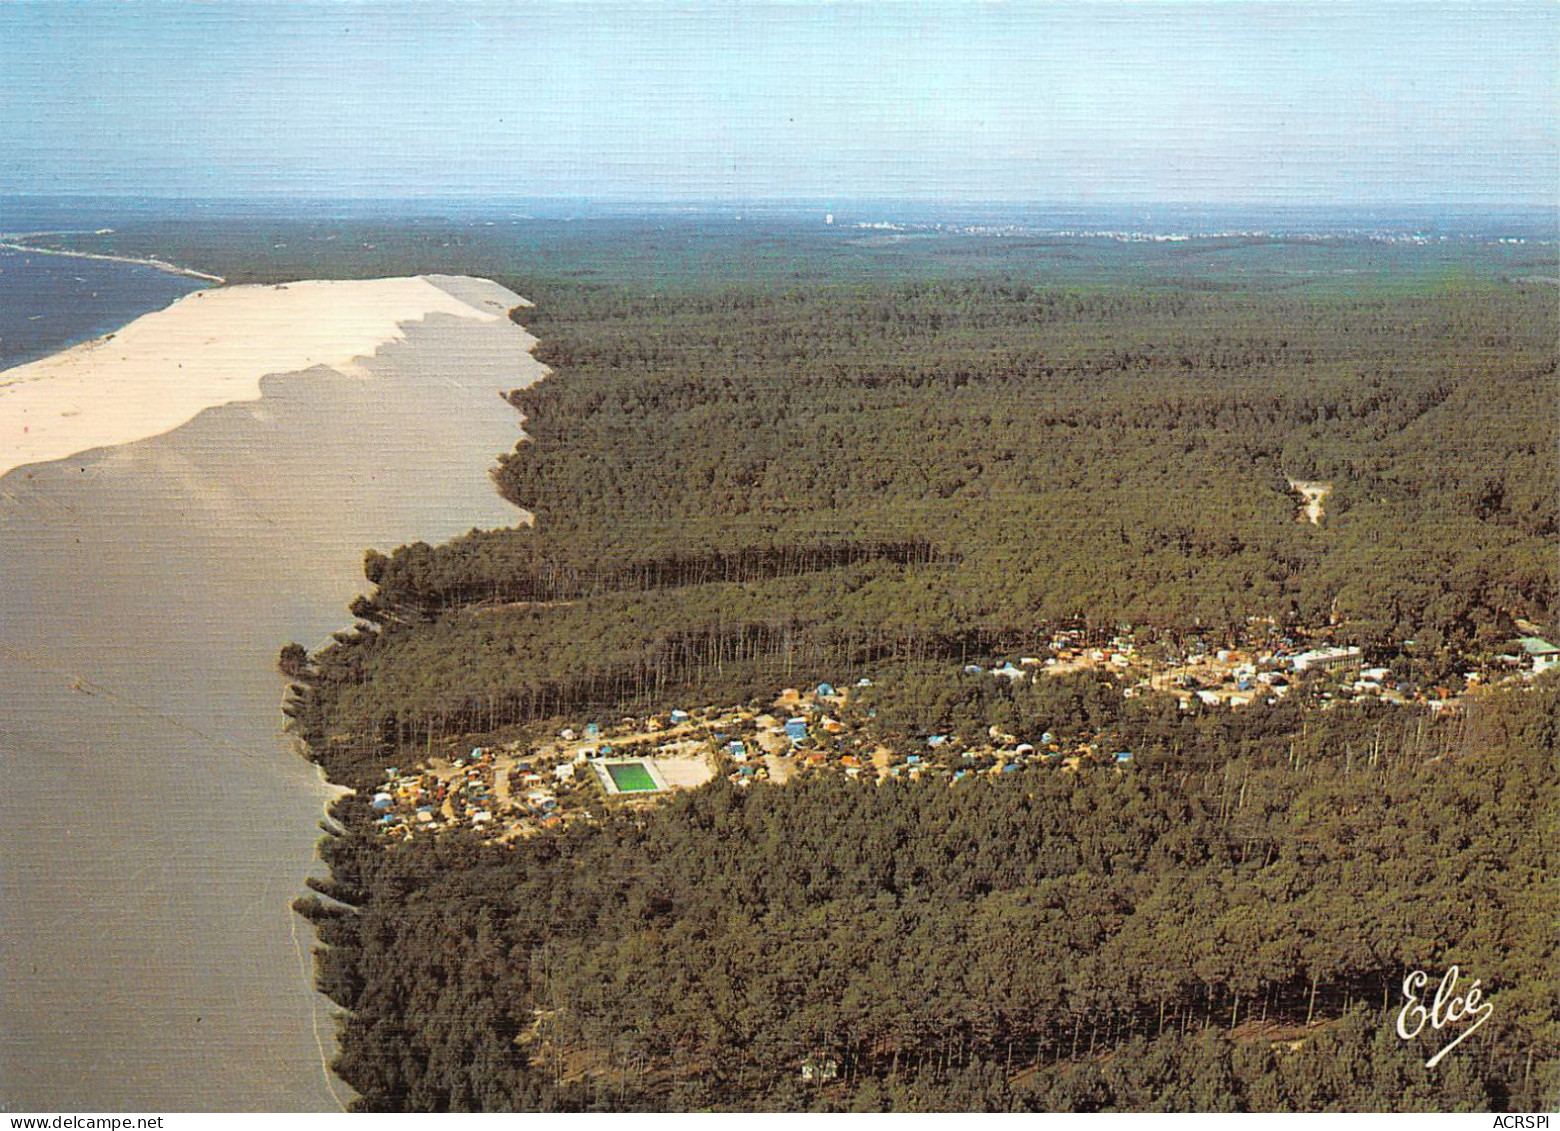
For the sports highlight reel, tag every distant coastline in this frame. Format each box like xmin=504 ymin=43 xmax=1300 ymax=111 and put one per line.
xmin=0 ymin=229 xmax=227 ymax=284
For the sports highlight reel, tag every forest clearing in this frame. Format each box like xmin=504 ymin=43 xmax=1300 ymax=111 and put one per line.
xmin=1286 ymin=478 xmax=1333 ymax=525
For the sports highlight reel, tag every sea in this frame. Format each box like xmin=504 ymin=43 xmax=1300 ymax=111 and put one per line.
xmin=0 ymin=247 xmax=208 ymax=370
xmin=0 ymin=247 xmax=542 ymax=1110
xmin=0 ymin=197 xmax=214 ymax=368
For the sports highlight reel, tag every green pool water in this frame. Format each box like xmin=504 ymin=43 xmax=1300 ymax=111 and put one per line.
xmin=606 ymin=761 xmax=658 ymax=792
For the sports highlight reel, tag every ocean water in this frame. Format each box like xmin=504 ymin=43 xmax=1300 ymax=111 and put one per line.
xmin=0 ymin=247 xmax=208 ymax=370
xmin=0 ymin=268 xmax=543 ymax=1109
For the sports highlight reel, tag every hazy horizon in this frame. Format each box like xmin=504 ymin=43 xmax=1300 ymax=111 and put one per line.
xmin=3 ymin=2 xmax=1555 ymax=207
xmin=3 ymin=192 xmax=1556 ymax=210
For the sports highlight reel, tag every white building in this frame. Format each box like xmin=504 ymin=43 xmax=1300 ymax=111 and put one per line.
xmin=1292 ymin=646 xmax=1363 ymax=674
xmin=1516 ymin=637 xmax=1560 ymax=674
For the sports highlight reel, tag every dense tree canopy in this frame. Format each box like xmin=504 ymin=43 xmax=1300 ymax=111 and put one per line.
xmin=291 ymin=266 xmax=1556 ymax=787
xmin=252 ymin=224 xmax=1557 ymax=1111
xmin=299 ymin=683 xmax=1558 ymax=1112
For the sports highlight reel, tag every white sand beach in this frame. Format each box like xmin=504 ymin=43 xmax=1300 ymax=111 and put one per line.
xmin=0 ymin=275 xmax=525 ymax=478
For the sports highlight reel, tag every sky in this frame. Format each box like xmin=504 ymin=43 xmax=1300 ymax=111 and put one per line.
xmin=2 ymin=1 xmax=1555 ymax=205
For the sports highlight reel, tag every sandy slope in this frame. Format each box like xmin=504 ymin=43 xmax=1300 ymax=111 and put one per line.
xmin=0 ymin=275 xmax=543 ymax=1109
xmin=0 ymin=275 xmax=523 ymax=477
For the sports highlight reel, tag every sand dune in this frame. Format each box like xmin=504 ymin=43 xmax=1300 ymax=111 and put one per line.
xmin=0 ymin=275 xmax=524 ymax=477
xmin=0 ymin=275 xmax=543 ymax=1109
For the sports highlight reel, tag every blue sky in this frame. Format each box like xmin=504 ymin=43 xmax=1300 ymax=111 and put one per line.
xmin=2 ymin=1 xmax=1555 ymax=204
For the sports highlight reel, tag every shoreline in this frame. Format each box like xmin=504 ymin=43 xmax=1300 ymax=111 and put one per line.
xmin=0 ymin=231 xmax=227 ymax=284
xmin=0 ymin=274 xmax=518 ymax=478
